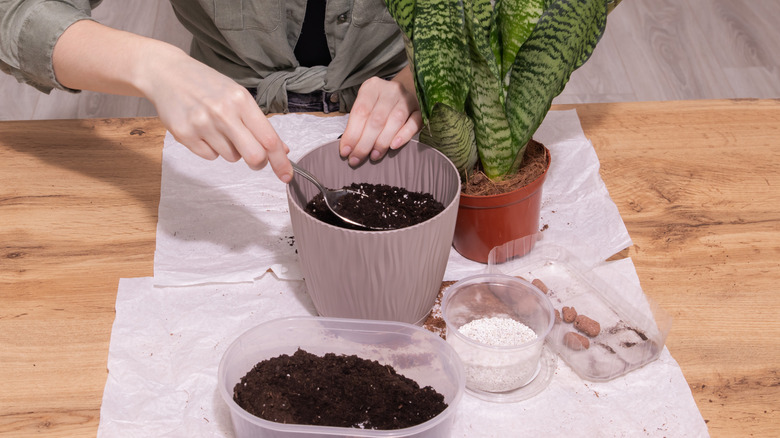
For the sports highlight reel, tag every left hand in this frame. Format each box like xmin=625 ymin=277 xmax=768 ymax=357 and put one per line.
xmin=339 ymin=65 xmax=422 ymax=166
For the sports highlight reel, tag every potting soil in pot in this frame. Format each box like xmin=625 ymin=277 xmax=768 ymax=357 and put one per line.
xmin=233 ymin=348 xmax=448 ymax=429
xmin=304 ymin=183 xmax=444 ymax=230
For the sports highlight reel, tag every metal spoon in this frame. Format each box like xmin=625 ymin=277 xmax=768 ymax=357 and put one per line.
xmin=291 ymin=162 xmax=388 ymax=231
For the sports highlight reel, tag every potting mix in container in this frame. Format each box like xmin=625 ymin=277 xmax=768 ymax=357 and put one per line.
xmin=219 ymin=317 xmax=465 ymax=437
xmin=233 ymin=348 xmax=447 ymax=429
xmin=305 ymin=183 xmax=445 ymax=230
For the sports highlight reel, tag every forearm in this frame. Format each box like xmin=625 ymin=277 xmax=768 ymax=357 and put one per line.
xmin=52 ymin=19 xmax=187 ymax=98
xmin=51 ymin=18 xmax=292 ymax=181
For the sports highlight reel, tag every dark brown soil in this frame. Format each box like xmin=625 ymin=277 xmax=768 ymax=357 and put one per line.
xmin=463 ymin=139 xmax=549 ymax=196
xmin=305 ymin=183 xmax=445 ymax=230
xmin=233 ymin=349 xmax=448 ymax=430
xmin=422 ymin=280 xmax=456 ymax=339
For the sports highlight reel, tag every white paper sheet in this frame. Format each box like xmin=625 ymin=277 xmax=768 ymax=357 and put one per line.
xmin=98 ymin=261 xmax=708 ymax=437
xmin=153 ymin=114 xmax=348 ymax=285
xmin=153 ymin=111 xmax=632 ymax=285
xmin=100 ymin=110 xmax=709 ymax=436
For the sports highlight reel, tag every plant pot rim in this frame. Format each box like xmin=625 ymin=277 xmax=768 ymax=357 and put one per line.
xmin=459 ymin=146 xmax=551 ymax=205
xmin=286 ymin=139 xmax=462 ymax=234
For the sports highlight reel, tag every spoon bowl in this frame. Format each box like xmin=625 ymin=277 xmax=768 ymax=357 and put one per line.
xmin=291 ymin=162 xmax=389 ymax=231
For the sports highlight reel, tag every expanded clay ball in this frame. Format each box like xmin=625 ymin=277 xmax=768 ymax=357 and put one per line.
xmin=531 ymin=278 xmax=549 ymax=294
xmin=574 ymin=314 xmax=601 ymax=337
xmin=562 ymin=306 xmax=577 ymax=323
xmin=563 ymin=332 xmax=590 ymax=350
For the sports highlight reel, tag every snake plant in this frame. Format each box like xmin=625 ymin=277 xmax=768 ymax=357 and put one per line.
xmin=385 ymin=0 xmax=620 ymax=180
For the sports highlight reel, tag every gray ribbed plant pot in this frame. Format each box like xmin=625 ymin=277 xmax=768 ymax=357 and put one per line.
xmin=287 ymin=139 xmax=461 ymax=325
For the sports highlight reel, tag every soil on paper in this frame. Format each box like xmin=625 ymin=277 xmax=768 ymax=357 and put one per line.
xmin=233 ymin=349 xmax=448 ymax=429
xmin=305 ymin=183 xmax=444 ymax=230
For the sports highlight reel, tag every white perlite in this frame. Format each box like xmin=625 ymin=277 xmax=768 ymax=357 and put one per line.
xmin=458 ymin=317 xmax=537 ymax=346
xmin=455 ymin=317 xmax=540 ymax=392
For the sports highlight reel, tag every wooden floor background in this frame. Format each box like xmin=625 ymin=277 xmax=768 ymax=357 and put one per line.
xmin=2 ymin=0 xmax=780 ymax=121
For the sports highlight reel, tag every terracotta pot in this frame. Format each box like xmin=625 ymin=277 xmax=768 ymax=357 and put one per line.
xmin=287 ymin=139 xmax=461 ymax=325
xmin=453 ymin=147 xmax=551 ymax=263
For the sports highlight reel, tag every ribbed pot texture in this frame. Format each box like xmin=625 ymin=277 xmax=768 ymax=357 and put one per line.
xmin=287 ymin=140 xmax=461 ymax=325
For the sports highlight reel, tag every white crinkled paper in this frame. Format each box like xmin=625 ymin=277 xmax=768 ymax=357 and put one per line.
xmin=98 ymin=260 xmax=708 ymax=437
xmin=100 ymin=110 xmax=709 ymax=436
xmin=153 ymin=115 xmax=348 ymax=285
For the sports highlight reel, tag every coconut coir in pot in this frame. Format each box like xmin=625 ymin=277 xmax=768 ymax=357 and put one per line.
xmin=463 ymin=139 xmax=548 ymax=196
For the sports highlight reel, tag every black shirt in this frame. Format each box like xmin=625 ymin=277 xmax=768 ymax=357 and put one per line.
xmin=294 ymin=0 xmax=332 ymax=67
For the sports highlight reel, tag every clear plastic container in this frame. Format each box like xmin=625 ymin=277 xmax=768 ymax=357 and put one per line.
xmin=218 ymin=316 xmax=465 ymax=438
xmin=487 ymin=240 xmax=673 ymax=381
xmin=440 ymin=274 xmax=557 ymax=402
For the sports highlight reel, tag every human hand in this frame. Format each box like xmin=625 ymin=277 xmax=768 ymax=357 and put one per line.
xmin=145 ymin=55 xmax=293 ymax=182
xmin=51 ymin=20 xmax=292 ymax=181
xmin=339 ymin=66 xmax=422 ymax=166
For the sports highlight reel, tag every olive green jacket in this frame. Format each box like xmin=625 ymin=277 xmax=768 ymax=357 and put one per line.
xmin=0 ymin=0 xmax=407 ymax=112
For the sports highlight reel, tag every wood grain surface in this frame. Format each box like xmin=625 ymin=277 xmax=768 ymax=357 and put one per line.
xmin=557 ymin=99 xmax=780 ymax=437
xmin=1 ymin=100 xmax=779 ymax=437
xmin=0 ymin=118 xmax=164 ymax=436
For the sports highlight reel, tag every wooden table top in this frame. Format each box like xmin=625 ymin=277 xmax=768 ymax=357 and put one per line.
xmin=1 ymin=99 xmax=778 ymax=437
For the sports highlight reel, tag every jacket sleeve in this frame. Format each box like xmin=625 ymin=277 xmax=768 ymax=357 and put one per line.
xmin=0 ymin=0 xmax=100 ymax=93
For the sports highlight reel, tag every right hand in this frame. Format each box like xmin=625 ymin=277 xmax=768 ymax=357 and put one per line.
xmin=52 ymin=20 xmax=293 ymax=182
xmin=143 ymin=52 xmax=293 ymax=182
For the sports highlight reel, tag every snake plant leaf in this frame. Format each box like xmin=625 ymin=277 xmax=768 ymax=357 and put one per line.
xmin=464 ymin=0 xmax=514 ymax=179
xmin=399 ymin=33 xmax=429 ymax=126
xmin=505 ymin=0 xmax=607 ymax=171
xmin=385 ymin=0 xmax=416 ymax=38
xmin=410 ymin=0 xmax=470 ymax=118
xmin=468 ymin=58 xmax=514 ymax=178
xmin=419 ymin=103 xmax=478 ymax=178
xmin=498 ymin=0 xmax=546 ymax=81
xmin=464 ymin=0 xmax=501 ymax=83
xmin=385 ymin=0 xmax=613 ymax=182
xmin=572 ymin=0 xmax=607 ymax=69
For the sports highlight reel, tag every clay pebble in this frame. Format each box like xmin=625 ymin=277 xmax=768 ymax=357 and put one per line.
xmin=574 ymin=314 xmax=601 ymax=337
xmin=531 ymin=278 xmax=549 ymax=294
xmin=563 ymin=332 xmax=590 ymax=350
xmin=562 ymin=306 xmax=577 ymax=323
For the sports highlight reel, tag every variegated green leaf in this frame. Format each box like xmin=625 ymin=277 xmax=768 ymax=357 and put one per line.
xmin=573 ymin=0 xmax=607 ymax=69
xmin=384 ymin=0 xmax=610 ymax=181
xmin=384 ymin=0 xmax=416 ymax=38
xmin=419 ymin=103 xmax=478 ymax=178
xmin=464 ymin=0 xmax=501 ymax=83
xmin=399 ymin=34 xmax=429 ymax=125
xmin=467 ymin=59 xmax=514 ymax=178
xmin=498 ymin=0 xmax=545 ymax=80
xmin=464 ymin=0 xmax=514 ymax=179
xmin=411 ymin=0 xmax=470 ymax=118
xmin=505 ymin=0 xmax=607 ymax=171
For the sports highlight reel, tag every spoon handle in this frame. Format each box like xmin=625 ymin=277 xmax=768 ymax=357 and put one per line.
xmin=291 ymin=162 xmax=327 ymax=194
